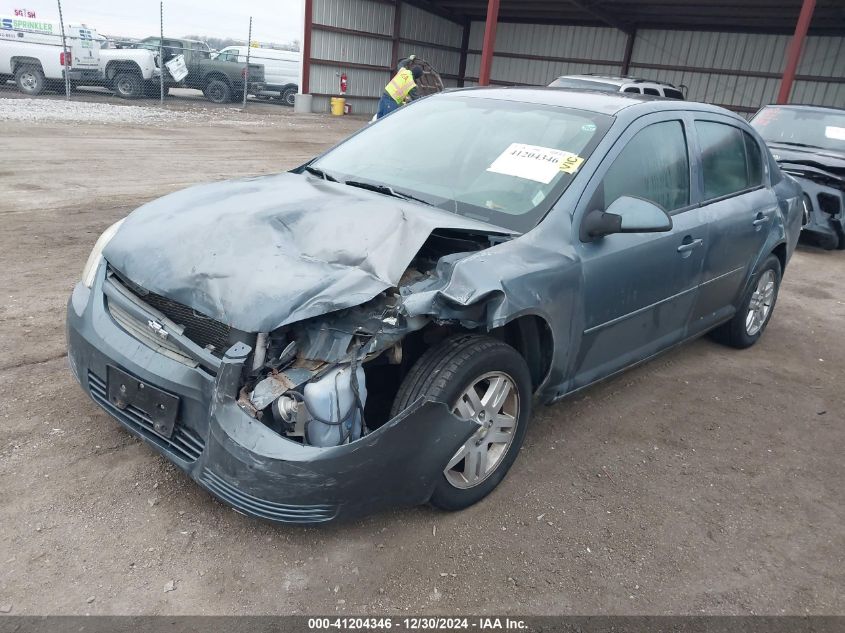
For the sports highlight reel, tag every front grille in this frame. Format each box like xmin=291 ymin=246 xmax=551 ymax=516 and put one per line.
xmin=88 ymin=370 xmax=205 ymax=462
xmin=107 ymin=301 xmax=198 ymax=368
xmin=110 ymin=268 xmax=232 ymax=355
xmin=199 ymin=469 xmax=338 ymax=523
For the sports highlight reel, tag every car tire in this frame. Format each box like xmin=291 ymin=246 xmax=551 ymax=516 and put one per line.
xmin=203 ymin=79 xmax=232 ymax=104
xmin=113 ymin=71 xmax=143 ymax=99
xmin=281 ymin=86 xmax=297 ymax=107
xmin=390 ymin=335 xmax=533 ymax=511
xmin=712 ymin=254 xmax=782 ymax=349
xmin=15 ymin=65 xmax=45 ymax=96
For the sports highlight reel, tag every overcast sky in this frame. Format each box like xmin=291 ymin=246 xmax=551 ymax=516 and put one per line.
xmin=7 ymin=0 xmax=303 ymax=44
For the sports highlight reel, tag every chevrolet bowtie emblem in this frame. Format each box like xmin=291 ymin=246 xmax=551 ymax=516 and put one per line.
xmin=147 ymin=320 xmax=168 ymax=340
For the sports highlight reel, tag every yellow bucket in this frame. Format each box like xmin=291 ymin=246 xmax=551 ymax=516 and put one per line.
xmin=330 ymin=97 xmax=345 ymax=116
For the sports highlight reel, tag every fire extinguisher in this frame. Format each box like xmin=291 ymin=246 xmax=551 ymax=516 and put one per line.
xmin=340 ymin=73 xmax=348 ymax=95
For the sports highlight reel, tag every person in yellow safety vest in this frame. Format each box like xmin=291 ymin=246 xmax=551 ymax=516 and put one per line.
xmin=376 ymin=65 xmax=423 ymax=120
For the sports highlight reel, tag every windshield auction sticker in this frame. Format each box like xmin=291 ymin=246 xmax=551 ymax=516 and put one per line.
xmin=487 ymin=143 xmax=584 ymax=184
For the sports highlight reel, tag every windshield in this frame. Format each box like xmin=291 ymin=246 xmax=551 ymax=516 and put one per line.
xmin=310 ymin=95 xmax=612 ymax=232
xmin=548 ymin=78 xmax=619 ymax=92
xmin=751 ymin=106 xmax=845 ymax=155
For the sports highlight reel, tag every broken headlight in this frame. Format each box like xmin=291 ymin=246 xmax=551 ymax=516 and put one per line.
xmin=82 ymin=219 xmax=125 ymax=288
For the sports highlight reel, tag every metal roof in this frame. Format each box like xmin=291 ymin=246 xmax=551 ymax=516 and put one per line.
xmin=414 ymin=0 xmax=845 ymax=35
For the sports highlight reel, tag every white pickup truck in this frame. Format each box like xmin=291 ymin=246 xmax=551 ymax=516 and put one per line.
xmin=0 ymin=16 xmax=160 ymax=98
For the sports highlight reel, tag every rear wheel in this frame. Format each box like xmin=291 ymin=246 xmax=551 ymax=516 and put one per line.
xmin=203 ymin=78 xmax=232 ymax=104
xmin=113 ymin=71 xmax=143 ymax=99
xmin=391 ymin=335 xmax=532 ymax=511
xmin=711 ymin=254 xmax=782 ymax=349
xmin=15 ymin=65 xmax=45 ymax=96
xmin=281 ymin=86 xmax=297 ymax=106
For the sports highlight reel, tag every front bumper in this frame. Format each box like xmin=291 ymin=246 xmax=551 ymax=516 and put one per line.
xmin=66 ymin=264 xmax=476 ymax=524
xmin=794 ymin=176 xmax=844 ymax=249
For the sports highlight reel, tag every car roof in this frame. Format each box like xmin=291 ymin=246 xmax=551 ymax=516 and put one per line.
xmin=441 ymin=86 xmax=739 ymax=119
xmin=555 ymin=74 xmax=678 ymax=88
xmin=761 ymin=104 xmax=845 ymax=115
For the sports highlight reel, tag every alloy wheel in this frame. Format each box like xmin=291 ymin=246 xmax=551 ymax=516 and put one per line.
xmin=746 ymin=269 xmax=776 ymax=336
xmin=446 ymin=372 xmax=520 ymax=489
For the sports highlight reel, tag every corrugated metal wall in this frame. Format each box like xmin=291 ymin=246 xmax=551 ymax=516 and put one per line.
xmin=465 ymin=21 xmax=844 ymax=115
xmin=630 ymin=30 xmax=844 ymax=114
xmin=464 ymin=22 xmax=629 ymax=87
xmin=398 ymin=3 xmax=463 ymax=88
xmin=309 ymin=0 xmax=395 ymax=115
xmin=308 ymin=0 xmax=464 ymax=114
xmin=306 ymin=2 xmax=843 ymax=116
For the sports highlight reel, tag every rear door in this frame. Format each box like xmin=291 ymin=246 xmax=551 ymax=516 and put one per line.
xmin=573 ymin=113 xmax=709 ymax=388
xmin=689 ymin=116 xmax=776 ymax=329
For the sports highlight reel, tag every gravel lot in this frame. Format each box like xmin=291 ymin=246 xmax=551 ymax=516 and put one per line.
xmin=0 ymin=97 xmax=843 ymax=616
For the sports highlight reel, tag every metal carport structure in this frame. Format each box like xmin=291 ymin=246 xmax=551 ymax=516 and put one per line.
xmin=301 ymin=0 xmax=845 ymax=115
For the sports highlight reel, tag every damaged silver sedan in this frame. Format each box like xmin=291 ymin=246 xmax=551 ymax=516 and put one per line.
xmin=67 ymin=88 xmax=802 ymax=523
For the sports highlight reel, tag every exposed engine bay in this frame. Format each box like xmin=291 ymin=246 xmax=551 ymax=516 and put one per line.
xmin=239 ymin=229 xmax=502 ymax=447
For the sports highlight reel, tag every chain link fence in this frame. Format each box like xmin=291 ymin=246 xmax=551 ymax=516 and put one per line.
xmin=0 ymin=1 xmax=302 ymax=109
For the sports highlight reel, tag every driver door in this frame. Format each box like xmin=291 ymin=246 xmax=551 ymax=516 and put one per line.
xmin=571 ymin=115 xmax=708 ymax=389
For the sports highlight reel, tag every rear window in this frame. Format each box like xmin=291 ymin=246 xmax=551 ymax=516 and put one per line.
xmin=696 ymin=121 xmax=760 ymax=200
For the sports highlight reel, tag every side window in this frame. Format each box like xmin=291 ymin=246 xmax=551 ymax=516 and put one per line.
xmin=643 ymin=87 xmax=660 ymax=96
xmin=744 ymin=132 xmax=764 ymax=187
xmin=597 ymin=120 xmax=690 ymax=213
xmin=663 ymin=88 xmax=684 ymax=100
xmin=696 ymin=121 xmax=757 ymax=200
xmin=623 ymin=87 xmax=641 ymax=94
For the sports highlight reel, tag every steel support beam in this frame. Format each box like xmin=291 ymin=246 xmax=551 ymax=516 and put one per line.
xmin=478 ymin=0 xmax=500 ymax=86
xmin=777 ymin=0 xmax=816 ymax=104
xmin=302 ymin=0 xmax=313 ymax=94
xmin=567 ymin=0 xmax=632 ymax=33
xmin=621 ymin=28 xmax=636 ymax=75
xmin=458 ymin=18 xmax=471 ymax=87
xmin=392 ymin=1 xmax=402 ymax=69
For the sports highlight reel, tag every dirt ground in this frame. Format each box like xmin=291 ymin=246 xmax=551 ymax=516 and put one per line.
xmin=0 ymin=96 xmax=843 ymax=616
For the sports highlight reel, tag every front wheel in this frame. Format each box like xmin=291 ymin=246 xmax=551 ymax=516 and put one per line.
xmin=391 ymin=335 xmax=532 ymax=511
xmin=712 ymin=254 xmax=782 ymax=349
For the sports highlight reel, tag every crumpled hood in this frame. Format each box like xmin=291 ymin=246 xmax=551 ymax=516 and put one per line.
xmin=104 ymin=172 xmax=510 ymax=333
xmin=769 ymin=144 xmax=845 ymax=176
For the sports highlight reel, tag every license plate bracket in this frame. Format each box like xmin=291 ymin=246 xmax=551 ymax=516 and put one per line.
xmin=107 ymin=365 xmax=179 ymax=439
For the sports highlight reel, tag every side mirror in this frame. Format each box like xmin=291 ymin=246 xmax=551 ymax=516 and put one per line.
xmin=581 ymin=196 xmax=673 ymax=241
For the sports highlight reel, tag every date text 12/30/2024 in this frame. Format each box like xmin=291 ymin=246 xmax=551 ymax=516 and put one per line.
xmin=308 ymin=618 xmax=529 ymax=631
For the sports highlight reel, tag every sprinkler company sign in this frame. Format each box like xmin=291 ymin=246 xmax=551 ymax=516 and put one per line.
xmin=2 ymin=9 xmax=55 ymax=34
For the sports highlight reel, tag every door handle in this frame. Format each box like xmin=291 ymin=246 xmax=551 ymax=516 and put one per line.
xmin=752 ymin=213 xmax=770 ymax=227
xmin=677 ymin=238 xmax=704 ymax=253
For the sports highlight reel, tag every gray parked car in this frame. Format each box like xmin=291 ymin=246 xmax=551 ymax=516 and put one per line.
xmin=750 ymin=104 xmax=845 ymax=250
xmin=67 ymin=89 xmax=802 ymax=523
